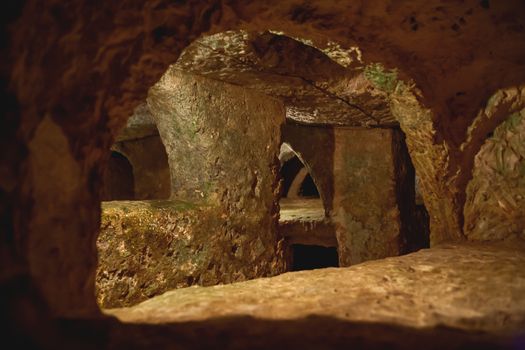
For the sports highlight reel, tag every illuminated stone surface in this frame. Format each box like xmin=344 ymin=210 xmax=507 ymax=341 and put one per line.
xmin=107 ymin=243 xmax=525 ymax=335
xmin=2 ymin=3 xmax=525 ymax=349
xmin=174 ymin=31 xmax=392 ymax=127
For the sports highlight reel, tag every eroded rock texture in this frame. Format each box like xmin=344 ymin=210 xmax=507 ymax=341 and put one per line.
xmin=173 ymin=27 xmax=525 ymax=248
xmin=95 ymin=72 xmax=288 ymax=307
xmin=97 ymin=200 xmax=285 ymax=308
xmin=332 ymin=128 xmax=408 ymax=265
xmin=465 ymin=110 xmax=525 ymax=240
xmin=3 ymin=0 xmax=525 ymax=327
xmin=107 ymin=243 xmax=525 ymax=339
xmin=148 ymin=70 xmax=285 ymax=205
xmin=175 ymin=31 xmax=392 ymax=126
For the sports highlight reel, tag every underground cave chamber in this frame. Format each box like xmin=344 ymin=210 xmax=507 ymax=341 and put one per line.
xmin=3 ymin=2 xmax=525 ymax=349
xmin=95 ymin=31 xmax=435 ymax=308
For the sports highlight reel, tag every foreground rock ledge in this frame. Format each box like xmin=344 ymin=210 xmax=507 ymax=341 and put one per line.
xmin=106 ymin=242 xmax=525 ymax=335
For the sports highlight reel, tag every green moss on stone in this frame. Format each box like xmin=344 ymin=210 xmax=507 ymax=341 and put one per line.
xmin=145 ymin=199 xmax=198 ymax=211
xmin=364 ymin=63 xmax=399 ymax=93
xmin=102 ymin=199 xmax=199 ymax=212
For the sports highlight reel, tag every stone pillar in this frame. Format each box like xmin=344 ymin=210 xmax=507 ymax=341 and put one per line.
xmin=332 ymin=128 xmax=408 ymax=266
xmin=147 ymin=69 xmax=287 ymax=279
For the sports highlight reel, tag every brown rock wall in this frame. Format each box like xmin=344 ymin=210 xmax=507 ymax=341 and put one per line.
xmin=464 ymin=109 xmax=525 ymax=240
xmin=390 ymin=91 xmax=460 ymax=245
xmin=4 ymin=0 xmax=525 ymax=319
xmin=332 ymin=128 xmax=403 ymax=265
xmin=97 ymin=200 xmax=285 ymax=308
xmin=283 ymin=125 xmax=417 ymax=265
xmin=107 ymin=242 xmax=525 ymax=336
xmin=148 ymin=70 xmax=285 ymax=209
xmin=281 ymin=123 xmax=334 ymax=214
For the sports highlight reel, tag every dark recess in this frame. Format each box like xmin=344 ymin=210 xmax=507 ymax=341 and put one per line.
xmin=292 ymin=244 xmax=339 ymax=271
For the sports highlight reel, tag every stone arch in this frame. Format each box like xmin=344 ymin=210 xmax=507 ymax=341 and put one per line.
xmin=101 ymin=151 xmax=134 ymax=201
xmin=280 ymin=143 xmax=322 ymax=200
xmin=110 ymin=104 xmax=171 ymax=200
xmin=289 ymin=169 xmax=319 ymax=198
xmin=464 ymin=108 xmax=525 ymax=241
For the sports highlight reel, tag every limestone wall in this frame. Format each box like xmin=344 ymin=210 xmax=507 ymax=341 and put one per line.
xmin=464 ymin=110 xmax=525 ymax=241
xmin=97 ymin=200 xmax=286 ymax=308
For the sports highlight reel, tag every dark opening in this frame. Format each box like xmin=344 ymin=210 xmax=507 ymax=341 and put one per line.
xmin=291 ymin=244 xmax=339 ymax=271
xmin=299 ymin=173 xmax=320 ymax=197
xmin=102 ymin=151 xmax=135 ymax=201
xmin=280 ymin=155 xmax=320 ymax=198
xmin=280 ymin=155 xmax=303 ymax=197
xmin=412 ymin=174 xmax=430 ymax=250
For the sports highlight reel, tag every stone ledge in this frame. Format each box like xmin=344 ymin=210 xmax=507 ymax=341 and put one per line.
xmin=106 ymin=242 xmax=525 ymax=335
xmin=96 ymin=200 xmax=283 ymax=308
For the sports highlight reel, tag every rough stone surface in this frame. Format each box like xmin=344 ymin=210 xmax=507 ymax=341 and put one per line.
xmin=391 ymin=85 xmax=525 ymax=245
xmin=283 ymin=124 xmax=421 ymax=265
xmin=332 ymin=128 xmax=404 ymax=265
xmin=282 ymin=123 xmax=335 ymax=214
xmin=3 ymin=0 xmax=525 ymax=330
xmin=175 ymin=31 xmax=392 ymax=127
xmin=107 ymin=242 xmax=525 ymax=337
xmin=97 ymin=200 xmax=285 ymax=308
xmin=148 ymin=70 xmax=285 ymax=204
xmin=97 ymin=198 xmax=336 ymax=308
xmin=465 ymin=109 xmax=525 ymax=241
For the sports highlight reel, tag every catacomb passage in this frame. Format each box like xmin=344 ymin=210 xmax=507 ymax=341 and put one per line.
xmin=3 ymin=1 xmax=525 ymax=349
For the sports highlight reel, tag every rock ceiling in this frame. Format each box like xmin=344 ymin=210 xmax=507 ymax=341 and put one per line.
xmin=171 ymin=31 xmax=395 ymax=127
xmin=116 ymin=103 xmax=158 ymax=142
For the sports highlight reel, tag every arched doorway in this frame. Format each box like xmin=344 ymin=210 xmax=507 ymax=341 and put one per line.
xmin=278 ymin=143 xmax=338 ymax=271
xmin=101 ymin=151 xmax=135 ymax=201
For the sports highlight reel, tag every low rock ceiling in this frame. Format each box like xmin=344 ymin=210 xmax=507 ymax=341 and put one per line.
xmin=172 ymin=31 xmax=395 ymax=127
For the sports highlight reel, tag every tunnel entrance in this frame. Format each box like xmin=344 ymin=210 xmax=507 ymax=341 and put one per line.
xmin=102 ymin=151 xmax=135 ymax=201
xmin=291 ymin=244 xmax=339 ymax=271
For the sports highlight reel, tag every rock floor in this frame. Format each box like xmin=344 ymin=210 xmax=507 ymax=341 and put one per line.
xmin=100 ymin=242 xmax=525 ymax=349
